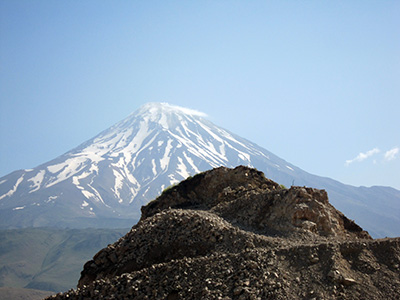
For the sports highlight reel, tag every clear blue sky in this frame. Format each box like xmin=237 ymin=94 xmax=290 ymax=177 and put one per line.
xmin=1 ymin=1 xmax=399 ymax=189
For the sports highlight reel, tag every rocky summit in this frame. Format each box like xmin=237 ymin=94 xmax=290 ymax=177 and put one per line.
xmin=47 ymin=166 xmax=400 ymax=299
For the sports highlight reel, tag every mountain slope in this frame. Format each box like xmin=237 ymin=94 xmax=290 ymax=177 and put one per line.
xmin=0 ymin=103 xmax=399 ymax=237
xmin=0 ymin=287 xmax=53 ymax=300
xmin=46 ymin=167 xmax=400 ymax=300
xmin=0 ymin=228 xmax=127 ymax=292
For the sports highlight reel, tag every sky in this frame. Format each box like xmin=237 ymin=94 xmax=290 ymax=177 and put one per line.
xmin=0 ymin=1 xmax=399 ymax=189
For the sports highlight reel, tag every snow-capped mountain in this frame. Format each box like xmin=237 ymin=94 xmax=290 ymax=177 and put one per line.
xmin=1 ymin=103 xmax=399 ymax=237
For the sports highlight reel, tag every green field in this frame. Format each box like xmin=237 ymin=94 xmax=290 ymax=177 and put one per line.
xmin=0 ymin=227 xmax=128 ymax=293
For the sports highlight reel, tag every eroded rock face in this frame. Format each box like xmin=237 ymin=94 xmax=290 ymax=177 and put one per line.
xmin=47 ymin=166 xmax=400 ymax=300
xmin=142 ymin=166 xmax=369 ymax=239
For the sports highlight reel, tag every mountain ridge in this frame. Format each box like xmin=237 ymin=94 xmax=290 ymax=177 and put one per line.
xmin=0 ymin=103 xmax=399 ymax=237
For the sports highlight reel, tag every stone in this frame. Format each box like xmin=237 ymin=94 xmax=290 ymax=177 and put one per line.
xmin=45 ymin=167 xmax=400 ymax=300
xmin=342 ymin=277 xmax=357 ymax=286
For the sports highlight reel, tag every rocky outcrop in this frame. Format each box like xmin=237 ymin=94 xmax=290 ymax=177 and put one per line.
xmin=47 ymin=166 xmax=400 ymax=299
xmin=142 ymin=166 xmax=369 ymax=239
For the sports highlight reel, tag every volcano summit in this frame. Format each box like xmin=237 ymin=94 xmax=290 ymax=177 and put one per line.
xmin=0 ymin=103 xmax=399 ymax=237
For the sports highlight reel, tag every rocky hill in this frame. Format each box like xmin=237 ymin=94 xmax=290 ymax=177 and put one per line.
xmin=47 ymin=166 xmax=400 ymax=299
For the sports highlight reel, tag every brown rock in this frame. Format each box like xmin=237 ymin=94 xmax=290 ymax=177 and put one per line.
xmin=46 ymin=166 xmax=400 ymax=300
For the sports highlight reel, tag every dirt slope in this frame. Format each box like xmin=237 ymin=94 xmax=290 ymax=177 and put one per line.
xmin=47 ymin=166 xmax=400 ymax=299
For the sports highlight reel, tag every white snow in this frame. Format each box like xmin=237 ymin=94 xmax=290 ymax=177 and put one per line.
xmin=110 ymin=155 xmax=139 ymax=194
xmin=81 ymin=200 xmax=89 ymax=209
xmin=197 ymin=122 xmax=225 ymax=144
xmin=41 ymin=120 xmax=149 ymax=189
xmin=0 ymin=175 xmax=24 ymax=200
xmin=167 ymin=131 xmax=223 ymax=167
xmin=0 ymin=179 xmax=7 ymax=185
xmin=128 ymin=186 xmax=138 ymax=203
xmin=72 ymin=173 xmax=91 ymax=190
xmin=142 ymin=186 xmax=152 ymax=198
xmin=159 ymin=112 xmax=169 ymax=129
xmin=219 ymin=142 xmax=226 ymax=158
xmin=143 ymin=103 xmax=207 ymax=118
xmin=151 ymin=159 xmax=157 ymax=175
xmin=126 ymin=121 xmax=151 ymax=153
xmin=81 ymin=200 xmax=89 ymax=207
xmin=286 ymin=165 xmax=294 ymax=171
xmin=168 ymin=174 xmax=179 ymax=185
xmin=165 ymin=103 xmax=207 ymax=117
xmin=47 ymin=162 xmax=66 ymax=173
xmin=45 ymin=195 xmax=58 ymax=203
xmin=28 ymin=170 xmax=45 ymax=193
xmin=160 ymin=139 xmax=173 ymax=170
xmin=82 ymin=190 xmax=96 ymax=200
xmin=171 ymin=119 xmax=259 ymax=168
xmin=109 ymin=122 xmax=154 ymax=171
xmin=46 ymin=157 xmax=88 ymax=187
xmin=13 ymin=206 xmax=25 ymax=210
xmin=125 ymin=167 xmax=139 ymax=186
xmin=86 ymin=184 xmax=110 ymax=207
xmin=114 ymin=128 xmax=133 ymax=150
xmin=176 ymin=157 xmax=191 ymax=179
xmin=111 ymin=157 xmax=125 ymax=169
xmin=183 ymin=152 xmax=200 ymax=173
xmin=111 ymin=169 xmax=124 ymax=201
xmin=238 ymin=152 xmax=251 ymax=162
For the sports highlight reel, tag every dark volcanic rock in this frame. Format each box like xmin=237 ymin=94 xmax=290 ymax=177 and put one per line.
xmin=47 ymin=166 xmax=400 ymax=300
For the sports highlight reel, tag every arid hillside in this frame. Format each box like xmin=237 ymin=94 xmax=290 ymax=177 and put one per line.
xmin=47 ymin=166 xmax=400 ymax=299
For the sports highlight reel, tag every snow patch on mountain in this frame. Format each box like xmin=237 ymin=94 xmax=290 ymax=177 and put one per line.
xmin=161 ymin=139 xmax=173 ymax=170
xmin=46 ymin=158 xmax=88 ymax=187
xmin=72 ymin=172 xmax=90 ymax=190
xmin=0 ymin=175 xmax=24 ymax=200
xmin=176 ymin=157 xmax=191 ymax=179
xmin=45 ymin=195 xmax=58 ymax=203
xmin=183 ymin=152 xmax=200 ymax=173
xmin=112 ymin=170 xmax=124 ymax=202
xmin=13 ymin=206 xmax=25 ymax=210
xmin=82 ymin=190 xmax=96 ymax=201
xmin=28 ymin=170 xmax=45 ymax=193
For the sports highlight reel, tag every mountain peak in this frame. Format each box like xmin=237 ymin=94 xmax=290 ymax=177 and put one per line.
xmin=137 ymin=102 xmax=207 ymax=118
xmin=137 ymin=102 xmax=207 ymax=130
xmin=111 ymin=102 xmax=208 ymax=132
xmin=1 ymin=103 xmax=399 ymax=238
